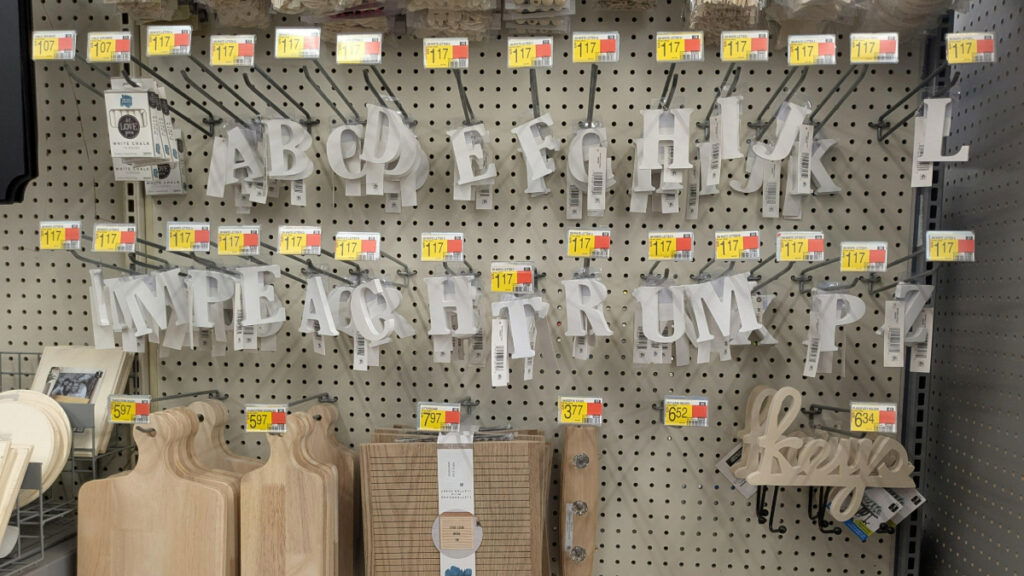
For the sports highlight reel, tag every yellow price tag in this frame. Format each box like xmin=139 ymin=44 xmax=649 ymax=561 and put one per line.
xmin=421 ymin=238 xmax=448 ymax=261
xmin=425 ymin=44 xmax=452 ymax=69
xmin=649 ymin=236 xmax=677 ymax=260
xmin=851 ymin=38 xmax=880 ymax=63
xmin=169 ymin=228 xmax=195 ymax=251
xmin=716 ymin=235 xmax=743 ymax=260
xmin=337 ymin=40 xmax=366 ymax=64
xmin=842 ymin=248 xmax=871 ymax=271
xmin=218 ymin=232 xmax=245 ymax=255
xmin=664 ymin=403 xmax=691 ymax=426
xmin=89 ymin=38 xmax=118 ymax=62
xmin=947 ymin=39 xmax=977 ymax=64
xmin=790 ymin=41 xmax=818 ymax=65
xmin=109 ymin=400 xmax=137 ymax=423
xmin=277 ymin=35 xmax=304 ymax=58
xmin=246 ymin=411 xmax=274 ymax=432
xmin=33 ymin=37 xmax=59 ymax=60
xmin=779 ymin=238 xmax=809 ymax=262
xmin=491 ymin=270 xmax=517 ymax=293
xmin=148 ymin=32 xmax=174 ymax=56
xmin=211 ymin=41 xmax=238 ymax=66
xmin=559 ymin=400 xmax=587 ymax=424
xmin=93 ymin=229 xmax=123 ymax=252
xmin=568 ymin=233 xmax=595 ymax=257
xmin=722 ymin=37 xmax=751 ymax=62
xmin=419 ymin=409 xmax=446 ymax=431
xmin=573 ymin=38 xmax=600 ymax=63
xmin=39 ymin=227 xmax=66 ymax=250
xmin=280 ymin=233 xmax=308 ymax=255
xmin=337 ymin=237 xmax=362 ymax=261
xmin=508 ymin=44 xmax=536 ymax=68
xmin=850 ymin=409 xmax=880 ymax=432
xmin=928 ymin=237 xmax=958 ymax=262
xmin=657 ymin=38 xmax=684 ymax=61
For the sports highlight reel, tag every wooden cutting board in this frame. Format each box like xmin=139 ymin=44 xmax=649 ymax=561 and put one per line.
xmin=307 ymin=403 xmax=357 ymax=576
xmin=560 ymin=425 xmax=598 ymax=576
xmin=77 ymin=412 xmax=231 ymax=576
xmin=241 ymin=413 xmax=331 ymax=576
xmin=188 ymin=400 xmax=261 ymax=476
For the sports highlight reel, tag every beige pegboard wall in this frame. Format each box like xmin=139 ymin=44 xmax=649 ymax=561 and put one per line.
xmin=1 ymin=0 xmax=936 ymax=574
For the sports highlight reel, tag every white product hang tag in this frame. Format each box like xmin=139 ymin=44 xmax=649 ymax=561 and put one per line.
xmin=326 ymin=124 xmax=366 ymax=197
xmin=883 ymin=300 xmax=906 ymax=368
xmin=491 ymin=318 xmax=510 ymax=388
xmin=232 ymin=286 xmax=257 ymax=351
xmin=919 ymin=98 xmax=970 ymax=163
xmin=753 ymin=102 xmax=811 ymax=161
xmin=698 ymin=142 xmax=718 ymax=195
xmin=684 ymin=169 xmax=700 ymax=220
xmin=639 ymin=109 xmax=694 ymax=171
xmin=909 ymin=308 xmax=934 ymax=373
xmin=803 ymin=305 xmax=823 ymax=378
xmin=911 ymin=116 xmax=934 ymax=188
xmin=706 ymin=116 xmax=722 ymax=186
xmin=718 ymin=97 xmax=743 ymax=160
xmin=353 ymin=334 xmax=369 ymax=372
xmin=795 ymin=124 xmax=814 ymax=196
xmin=762 ymin=160 xmax=781 ymax=218
xmin=512 ymin=114 xmax=558 ymax=193
xmin=661 ymin=191 xmax=680 ymax=214
xmin=587 ymin=146 xmax=608 ymax=216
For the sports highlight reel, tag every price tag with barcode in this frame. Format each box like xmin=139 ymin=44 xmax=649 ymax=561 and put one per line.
xmin=275 ymin=28 xmax=321 ymax=59
xmin=850 ymin=402 xmax=897 ymax=434
xmin=336 ymin=33 xmax=383 ymax=65
xmin=146 ymin=25 xmax=191 ymax=57
xmin=32 ymin=31 xmax=76 ymax=61
xmin=926 ymin=231 xmax=975 ymax=262
xmin=245 ymin=404 xmax=288 ymax=433
xmin=648 ymin=232 xmax=694 ymax=261
xmin=278 ymin=226 xmax=322 ymax=256
xmin=850 ymin=33 xmax=899 ymax=64
xmin=417 ymin=403 xmax=462 ymax=432
xmin=662 ymin=396 xmax=709 ymax=428
xmin=946 ymin=32 xmax=996 ymax=64
xmin=108 ymin=395 xmax=151 ymax=425
xmin=572 ymin=32 xmax=619 ymax=63
xmin=210 ymin=35 xmax=255 ymax=67
xmin=218 ymin=226 xmax=260 ymax=256
xmin=567 ymin=230 xmax=611 ymax=259
xmin=788 ymin=34 xmax=837 ymax=66
xmin=167 ymin=222 xmax=211 ymax=253
xmin=559 ymin=396 xmax=603 ymax=426
xmin=424 ymin=37 xmax=469 ymax=69
xmin=39 ymin=220 xmax=81 ymax=251
xmin=421 ymin=232 xmax=465 ymax=262
xmin=93 ymin=223 xmax=137 ymax=253
xmin=841 ymin=241 xmax=888 ymax=272
xmin=335 ymin=232 xmax=381 ymax=261
xmin=507 ymin=37 xmax=553 ymax=69
xmin=656 ymin=32 xmax=703 ymax=63
xmin=490 ymin=262 xmax=535 ymax=294
xmin=721 ymin=31 xmax=769 ymax=62
xmin=776 ymin=232 xmax=825 ymax=262
xmin=87 ymin=31 xmax=131 ymax=63
xmin=715 ymin=231 xmax=760 ymax=261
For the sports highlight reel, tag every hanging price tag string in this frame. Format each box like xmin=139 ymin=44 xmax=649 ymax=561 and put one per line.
xmin=869 ymin=63 xmax=956 ymax=142
xmin=869 ymin=246 xmax=931 ymax=296
xmin=696 ymin=62 xmax=741 ymax=140
xmin=807 ymin=66 xmax=867 ymax=135
xmin=751 ymin=67 xmax=810 ymax=141
xmin=800 ymin=403 xmax=867 ymax=439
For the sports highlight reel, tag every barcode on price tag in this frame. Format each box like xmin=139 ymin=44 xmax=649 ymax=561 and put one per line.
xmin=663 ymin=396 xmax=709 ymax=428
xmin=648 ymin=232 xmax=695 ymax=261
xmin=715 ymin=231 xmax=760 ymax=261
xmin=507 ymin=37 xmax=553 ymax=68
xmin=850 ymin=402 xmax=897 ymax=434
xmin=167 ymin=222 xmax=211 ymax=253
xmin=850 ymin=33 xmax=899 ymax=64
xmin=573 ymin=32 xmax=619 ymax=63
xmin=788 ymin=34 xmax=837 ymax=66
xmin=656 ymin=32 xmax=703 ymax=63
xmin=93 ymin=223 xmax=137 ymax=253
xmin=926 ymin=231 xmax=975 ymax=262
xmin=32 ymin=31 xmax=76 ymax=61
xmin=946 ymin=32 xmax=996 ymax=64
xmin=567 ymin=229 xmax=611 ymax=259
xmin=146 ymin=25 xmax=191 ymax=57
xmin=421 ymin=232 xmax=465 ymax=262
xmin=245 ymin=405 xmax=288 ymax=433
xmin=336 ymin=33 xmax=383 ymax=65
xmin=490 ymin=262 xmax=535 ymax=294
xmin=418 ymin=403 xmax=462 ymax=432
xmin=274 ymin=28 xmax=321 ymax=59
xmin=39 ymin=220 xmax=82 ymax=251
xmin=87 ymin=31 xmax=131 ymax=63
xmin=559 ymin=396 xmax=603 ymax=426
xmin=210 ymin=35 xmax=255 ymax=67
xmin=721 ymin=31 xmax=769 ymax=62
xmin=278 ymin=225 xmax=322 ymax=256
xmin=108 ymin=395 xmax=151 ymax=425
xmin=335 ymin=232 xmax=381 ymax=261
xmin=218 ymin=226 xmax=260 ymax=256
xmin=841 ymin=241 xmax=888 ymax=272
xmin=424 ymin=37 xmax=469 ymax=69
xmin=776 ymin=232 xmax=825 ymax=262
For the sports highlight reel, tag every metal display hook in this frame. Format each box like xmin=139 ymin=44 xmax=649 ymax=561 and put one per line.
xmin=362 ymin=68 xmax=414 ymax=127
xmin=690 ymin=260 xmax=736 ymax=283
xmin=316 ymin=246 xmax=365 ymax=282
xmin=752 ymin=67 xmax=810 ymax=141
xmin=754 ymin=485 xmax=787 ymax=534
xmin=283 ymin=394 xmax=338 ymax=423
xmin=574 ymin=257 xmax=599 ymax=279
xmin=656 ymin=63 xmax=681 ymax=110
xmin=876 ymin=74 xmax=962 ymax=143
xmin=803 ymin=274 xmax=880 ymax=297
xmin=697 ymin=63 xmax=741 ymax=139
xmin=871 ymin=267 xmax=938 ymax=297
xmin=807 ymin=487 xmax=843 ymax=535
xmin=801 ymin=404 xmax=867 ymax=439
xmin=580 ymin=63 xmax=600 ymax=129
xmin=640 ymin=261 xmax=671 ymax=283
xmin=792 ymin=256 xmax=841 ymax=294
xmin=869 ymin=62 xmax=953 ymax=141
xmin=179 ymin=70 xmax=246 ymax=126
xmin=528 ymin=68 xmax=543 ymax=119
xmin=452 ymin=69 xmax=479 ymax=126
xmin=746 ymin=254 xmax=797 ymax=293
xmin=381 ymin=250 xmax=418 ymax=288
xmin=809 ymin=66 xmax=867 ymax=135
xmin=313 ymin=60 xmax=362 ymax=122
xmin=135 ymin=236 xmax=238 ymax=277
xmin=150 ymin=389 xmax=229 ymax=405
xmin=187 ymin=55 xmax=261 ymax=120
xmin=252 ymin=66 xmax=317 ymax=127
xmin=67 ymin=232 xmax=135 ymax=275
xmin=442 ymin=260 xmax=480 ymax=277
xmin=868 ymin=246 xmax=928 ymax=296
xmin=242 ymin=72 xmax=289 ymax=119
xmin=370 ymin=66 xmax=413 ymax=126
xmin=257 ymin=242 xmax=353 ymax=286
xmin=300 ymin=66 xmax=348 ymax=124
xmin=117 ymin=66 xmax=215 ymax=137
xmin=123 ymin=55 xmax=220 ymax=136
xmin=458 ymin=397 xmax=480 ymax=420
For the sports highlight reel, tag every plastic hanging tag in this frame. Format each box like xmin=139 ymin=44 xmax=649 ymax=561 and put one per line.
xmin=656 ymin=32 xmax=703 ymax=63
xmin=146 ymin=25 xmax=191 ymax=57
xmin=108 ymin=395 xmax=152 ymax=425
xmin=39 ymin=220 xmax=82 ymax=251
xmin=424 ymin=37 xmax=469 ymax=69
xmin=274 ymin=28 xmax=321 ymax=59
xmin=93 ymin=223 xmax=137 ymax=253
xmin=278 ymin=225 xmax=322 ymax=256
xmin=926 ymin=231 xmax=975 ymax=262
xmin=648 ymin=232 xmax=694 ymax=262
xmin=567 ymin=230 xmax=611 ymax=259
xmin=31 ymin=31 xmax=76 ymax=61
xmin=217 ymin=225 xmax=260 ymax=256
xmin=850 ymin=33 xmax=899 ymax=64
xmin=87 ymin=31 xmax=131 ymax=63
xmin=662 ymin=396 xmax=709 ymax=427
xmin=336 ymin=33 xmax=382 ymax=65
xmin=245 ymin=404 xmax=287 ymax=433
xmin=490 ymin=262 xmax=536 ymax=294
xmin=788 ymin=34 xmax=837 ymax=66
xmin=572 ymin=32 xmax=619 ymax=63
xmin=720 ymin=31 xmax=769 ymax=62
xmin=840 ymin=241 xmax=888 ymax=272
xmin=210 ymin=35 xmax=255 ymax=67
xmin=507 ymin=37 xmax=554 ymax=68
xmin=421 ymin=232 xmax=465 ymax=262
xmin=946 ymin=32 xmax=996 ymax=64
xmin=715 ymin=231 xmax=760 ymax=261
xmin=335 ymin=232 xmax=381 ymax=261
xmin=776 ymin=232 xmax=825 ymax=262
